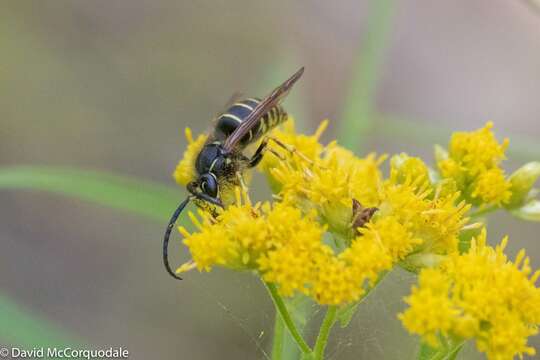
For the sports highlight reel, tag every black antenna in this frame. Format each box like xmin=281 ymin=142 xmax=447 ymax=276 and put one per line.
xmin=163 ymin=197 xmax=192 ymax=280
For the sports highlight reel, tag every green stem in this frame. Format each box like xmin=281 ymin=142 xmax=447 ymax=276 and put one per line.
xmin=313 ymin=306 xmax=338 ymax=360
xmin=272 ymin=313 xmax=285 ymax=360
xmin=265 ymin=282 xmax=312 ymax=355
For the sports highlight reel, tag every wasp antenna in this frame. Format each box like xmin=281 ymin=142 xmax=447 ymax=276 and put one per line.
xmin=163 ymin=196 xmax=192 ymax=280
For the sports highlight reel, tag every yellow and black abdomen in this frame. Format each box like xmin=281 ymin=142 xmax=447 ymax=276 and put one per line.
xmin=214 ymin=98 xmax=287 ymax=148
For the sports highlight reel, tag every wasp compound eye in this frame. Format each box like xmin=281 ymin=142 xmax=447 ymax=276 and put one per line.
xmin=200 ymin=173 xmax=218 ymax=198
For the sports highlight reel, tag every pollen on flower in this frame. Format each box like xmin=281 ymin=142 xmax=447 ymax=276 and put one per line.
xmin=390 ymin=153 xmax=431 ymax=187
xmin=262 ymin=122 xmax=469 ymax=260
xmin=171 ymin=118 xmax=532 ymax=318
xmin=471 ymin=167 xmax=512 ymax=206
xmin=258 ymin=118 xmax=327 ymax=192
xmin=262 ymin=124 xmax=387 ymax=236
xmin=173 ymin=128 xmax=207 ymax=186
xmin=436 ymin=122 xmax=512 ymax=207
xmin=398 ymin=268 xmax=457 ymax=347
xmin=359 ymin=216 xmax=422 ymax=262
xmin=310 ymin=250 xmax=363 ymax=305
xmin=399 ymin=229 xmax=540 ymax=360
xmin=448 ymin=121 xmax=508 ymax=175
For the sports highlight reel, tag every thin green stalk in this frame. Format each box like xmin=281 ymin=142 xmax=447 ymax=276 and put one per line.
xmin=313 ymin=306 xmax=338 ymax=360
xmin=316 ymin=272 xmax=388 ymax=358
xmin=272 ymin=314 xmax=285 ymax=360
xmin=339 ymin=0 xmax=397 ymax=150
xmin=265 ymin=282 xmax=312 ymax=355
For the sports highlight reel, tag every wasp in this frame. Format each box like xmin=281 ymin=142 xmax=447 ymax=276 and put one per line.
xmin=163 ymin=67 xmax=305 ymax=280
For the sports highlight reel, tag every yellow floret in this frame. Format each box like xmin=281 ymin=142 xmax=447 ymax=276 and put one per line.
xmin=173 ymin=128 xmax=207 ymax=186
xmin=436 ymin=122 xmax=512 ymax=207
xmin=399 ymin=229 xmax=540 ymax=360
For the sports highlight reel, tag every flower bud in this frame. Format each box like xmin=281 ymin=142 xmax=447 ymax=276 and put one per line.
xmin=506 ymin=162 xmax=540 ymax=208
xmin=400 ymin=253 xmax=447 ymax=273
xmin=511 ymin=200 xmax=540 ymax=222
xmin=434 ymin=144 xmax=449 ymax=163
xmin=390 ymin=153 xmax=430 ymax=186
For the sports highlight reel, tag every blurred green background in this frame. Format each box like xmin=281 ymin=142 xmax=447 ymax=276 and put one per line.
xmin=1 ymin=1 xmax=540 ymax=359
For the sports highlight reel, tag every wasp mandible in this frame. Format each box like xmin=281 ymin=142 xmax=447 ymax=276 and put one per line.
xmin=163 ymin=67 xmax=305 ymax=280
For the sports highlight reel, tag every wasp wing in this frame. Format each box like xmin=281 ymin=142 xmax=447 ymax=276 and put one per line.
xmin=222 ymin=67 xmax=304 ymax=152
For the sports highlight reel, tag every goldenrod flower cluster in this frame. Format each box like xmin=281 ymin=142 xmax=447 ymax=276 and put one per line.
xmin=399 ymin=229 xmax=540 ymax=360
xmin=173 ymin=119 xmax=540 ymax=357
xmin=177 ymin=188 xmax=389 ymax=305
xmin=174 ymin=120 xmax=472 ymax=305
xmin=436 ymin=122 xmax=512 ymax=207
xmin=261 ymin=121 xmax=470 ymax=257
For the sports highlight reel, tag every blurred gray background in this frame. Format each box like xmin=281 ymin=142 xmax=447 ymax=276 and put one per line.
xmin=1 ymin=1 xmax=539 ymax=359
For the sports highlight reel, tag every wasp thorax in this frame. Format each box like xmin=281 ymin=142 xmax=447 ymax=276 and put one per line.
xmin=195 ymin=143 xmax=227 ymax=176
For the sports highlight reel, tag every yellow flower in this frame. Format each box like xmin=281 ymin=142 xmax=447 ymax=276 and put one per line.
xmin=262 ymin=123 xmax=469 ymax=258
xmin=310 ymin=249 xmax=364 ymax=305
xmin=257 ymin=202 xmax=327 ymax=297
xmin=390 ymin=153 xmax=431 ymax=187
xmin=436 ymin=122 xmax=512 ymax=207
xmin=398 ymin=268 xmax=458 ymax=347
xmin=359 ymin=216 xmax=422 ymax=262
xmin=179 ymin=189 xmax=329 ymax=294
xmin=470 ymin=167 xmax=512 ymax=206
xmin=171 ymin=120 xmax=529 ymax=319
xmin=173 ymin=128 xmax=207 ymax=186
xmin=399 ymin=229 xmax=540 ymax=360
xmin=380 ymin=167 xmax=470 ymax=256
xmin=310 ymin=231 xmax=394 ymax=305
xmin=261 ymin=121 xmax=386 ymax=236
xmin=179 ymin=190 xmax=267 ymax=271
xmin=259 ymin=118 xmax=327 ymax=193
xmin=448 ymin=121 xmax=508 ymax=176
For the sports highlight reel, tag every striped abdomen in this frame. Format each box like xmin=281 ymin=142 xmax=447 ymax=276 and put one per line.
xmin=214 ymin=98 xmax=287 ymax=147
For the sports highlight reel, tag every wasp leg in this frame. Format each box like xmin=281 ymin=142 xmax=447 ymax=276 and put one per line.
xmin=236 ymin=171 xmax=249 ymax=192
xmin=247 ymin=139 xmax=268 ymax=168
xmin=268 ymin=136 xmax=315 ymax=165
xmin=247 ymin=138 xmax=287 ymax=166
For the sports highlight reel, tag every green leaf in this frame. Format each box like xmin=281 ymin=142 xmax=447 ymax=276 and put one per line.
xmin=280 ymin=295 xmax=313 ymax=360
xmin=511 ymin=199 xmax=540 ymax=222
xmin=417 ymin=340 xmax=464 ymax=360
xmin=336 ymin=302 xmax=359 ymax=328
xmin=0 ymin=166 xmax=181 ymax=222
xmin=0 ymin=293 xmax=82 ymax=348
xmin=0 ymin=167 xmax=182 ymax=348
xmin=338 ymin=0 xmax=397 ymax=150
